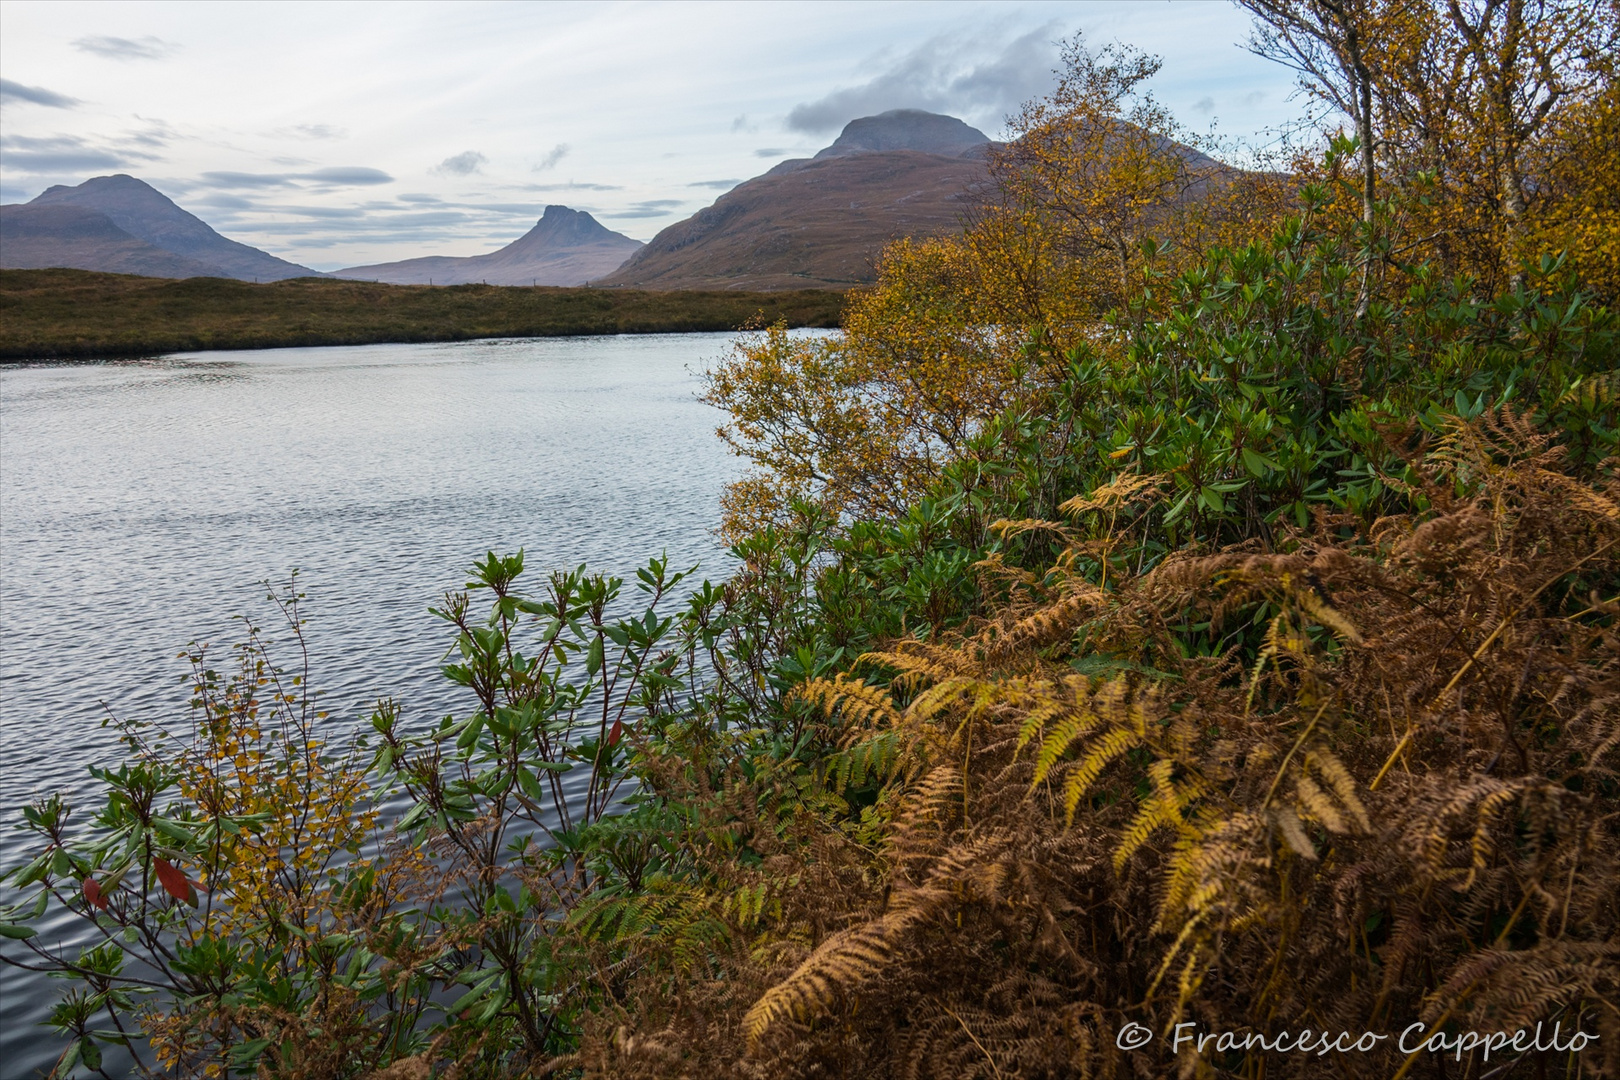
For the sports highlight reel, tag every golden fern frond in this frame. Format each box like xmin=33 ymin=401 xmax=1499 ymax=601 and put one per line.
xmin=1305 ymin=748 xmax=1371 ymax=833
xmin=989 ymin=516 xmax=1074 ymax=542
xmin=1462 ymin=783 xmax=1525 ymax=890
xmin=793 ymin=673 xmax=901 ymax=730
xmin=864 ymin=643 xmax=973 ymax=689
xmin=1013 ymin=691 xmax=1074 ymax=754
xmin=905 ymin=676 xmax=980 ymax=726
xmin=894 ymin=764 xmax=967 ymax=837
xmin=1270 ymin=805 xmax=1317 ymax=860
xmin=1293 ymin=587 xmax=1364 ymax=645
xmin=1028 ymin=709 xmax=1100 ymax=787
xmin=743 ymin=897 xmax=931 ymax=1046
xmin=1422 ymin=778 xmax=1517 ymax=875
xmin=1114 ymin=793 xmax=1184 ymax=872
xmin=1294 ymin=773 xmax=1347 ymax=834
xmin=1058 ymin=472 xmax=1163 ymax=518
xmin=1062 ymin=725 xmax=1141 ymax=823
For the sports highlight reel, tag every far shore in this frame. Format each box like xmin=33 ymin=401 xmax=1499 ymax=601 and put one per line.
xmin=0 ymin=269 xmax=847 ymax=361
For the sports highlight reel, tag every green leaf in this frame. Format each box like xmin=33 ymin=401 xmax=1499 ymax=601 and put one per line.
xmin=517 ymin=767 xmax=545 ymax=803
xmin=1241 ymin=447 xmax=1278 ymax=476
xmin=0 ymin=923 xmax=38 ymax=939
xmin=456 ymin=715 xmax=486 ymax=751
xmin=152 ymin=818 xmax=193 ymax=845
xmin=396 ymin=803 xmax=430 ymax=831
xmin=54 ymin=1037 xmax=81 ymax=1078
xmin=229 ymin=1038 xmax=273 ymax=1065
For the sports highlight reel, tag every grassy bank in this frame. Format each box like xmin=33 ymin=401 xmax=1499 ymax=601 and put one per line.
xmin=0 ymin=268 xmax=847 ymax=360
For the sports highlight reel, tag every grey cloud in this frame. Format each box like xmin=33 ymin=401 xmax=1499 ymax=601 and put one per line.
xmin=523 ymin=181 xmax=620 ymax=192
xmin=1 ymin=150 xmax=130 ymax=172
xmin=0 ymin=133 xmax=159 ymax=173
xmin=0 ymin=78 xmax=80 ymax=108
xmin=434 ymin=150 xmax=486 ymax=175
xmin=601 ymin=199 xmax=684 ymax=219
xmin=291 ymin=124 xmax=345 ymax=140
xmin=3 ymin=134 xmax=88 ymax=150
xmin=197 ymin=166 xmax=393 ymax=189
xmin=200 ymin=171 xmax=298 ymax=189
xmin=188 ymin=192 xmax=255 ymax=211
xmin=533 ymin=144 xmax=570 ymax=171
xmin=688 ymin=179 xmax=740 ymax=189
xmin=304 ymin=166 xmax=392 ymax=185
xmin=397 ymin=193 xmax=444 ymax=204
xmin=753 ymin=148 xmax=786 ymax=158
xmin=730 ymin=114 xmax=756 ymax=133
xmin=1193 ymin=96 xmax=1216 ymax=115
xmin=1 ymin=182 xmax=44 ymax=203
xmin=73 ymin=35 xmax=177 ymax=61
xmin=282 ymin=205 xmax=367 ymax=219
xmin=241 ymin=211 xmax=475 ymax=235
xmin=786 ymin=22 xmax=1059 ymax=134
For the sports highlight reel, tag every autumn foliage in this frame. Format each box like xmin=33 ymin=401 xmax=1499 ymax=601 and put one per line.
xmin=3 ymin=7 xmax=1618 ymax=1080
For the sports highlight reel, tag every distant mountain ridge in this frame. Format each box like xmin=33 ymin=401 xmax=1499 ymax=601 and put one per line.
xmin=331 ymin=206 xmax=641 ymax=287
xmin=598 ymin=110 xmax=997 ymax=291
xmin=12 ymin=175 xmax=317 ymax=280
xmin=0 ymin=203 xmax=231 ymax=279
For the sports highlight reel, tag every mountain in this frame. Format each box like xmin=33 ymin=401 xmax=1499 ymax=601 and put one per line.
xmin=597 ymin=110 xmax=995 ymax=291
xmin=0 ymin=204 xmax=230 ymax=278
xmin=22 ymin=175 xmax=316 ymax=280
xmin=813 ymin=110 xmax=992 ymax=159
xmin=332 ymin=206 xmax=643 ymax=286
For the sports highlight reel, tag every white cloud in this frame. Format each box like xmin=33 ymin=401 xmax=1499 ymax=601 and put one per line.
xmin=0 ymin=1 xmax=1301 ymax=268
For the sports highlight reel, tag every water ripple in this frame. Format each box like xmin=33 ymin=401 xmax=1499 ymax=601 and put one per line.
xmin=0 ymin=332 xmax=761 ymax=1076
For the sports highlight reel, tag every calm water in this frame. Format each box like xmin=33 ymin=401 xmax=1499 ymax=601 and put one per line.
xmin=0 ymin=333 xmax=749 ymax=1076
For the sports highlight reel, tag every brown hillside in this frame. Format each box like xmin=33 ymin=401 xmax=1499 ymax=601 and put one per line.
xmin=598 ymin=149 xmax=992 ymax=291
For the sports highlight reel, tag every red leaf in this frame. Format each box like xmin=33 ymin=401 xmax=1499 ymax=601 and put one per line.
xmin=607 ymin=719 xmax=623 ymax=747
xmin=82 ymin=878 xmax=107 ymax=910
xmin=153 ymin=858 xmax=194 ymax=904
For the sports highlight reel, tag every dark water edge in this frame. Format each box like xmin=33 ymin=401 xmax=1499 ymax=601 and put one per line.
xmin=0 ymin=332 xmax=768 ymax=1077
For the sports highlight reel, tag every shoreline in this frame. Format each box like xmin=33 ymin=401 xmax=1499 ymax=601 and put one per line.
xmin=0 ymin=268 xmax=847 ymax=361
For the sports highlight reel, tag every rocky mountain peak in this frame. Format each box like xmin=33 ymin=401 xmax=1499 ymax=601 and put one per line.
xmin=522 ymin=205 xmax=619 ymax=248
xmin=813 ymin=110 xmax=991 ymax=160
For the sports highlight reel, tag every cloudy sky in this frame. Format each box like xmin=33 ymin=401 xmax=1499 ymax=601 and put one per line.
xmin=0 ymin=1 xmax=1306 ymax=271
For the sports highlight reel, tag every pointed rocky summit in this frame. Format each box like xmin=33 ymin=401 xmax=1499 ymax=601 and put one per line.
xmin=332 ymin=205 xmax=642 ymax=286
